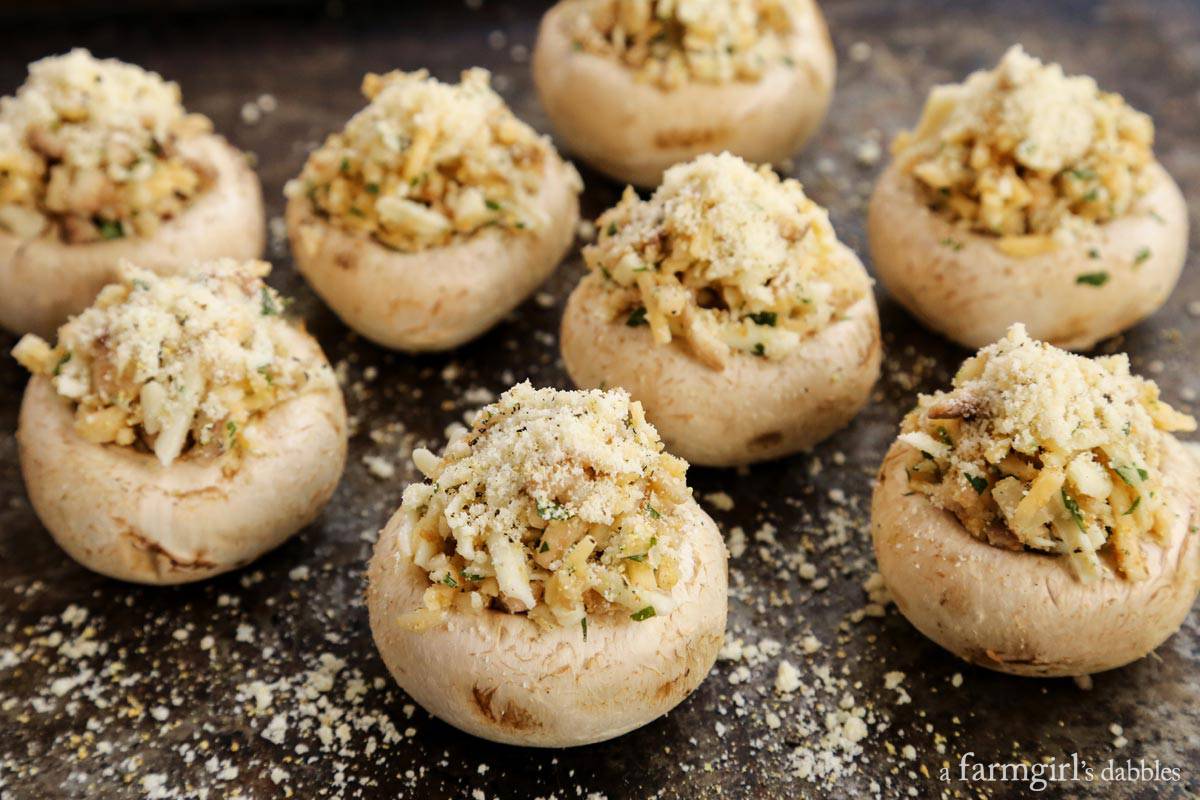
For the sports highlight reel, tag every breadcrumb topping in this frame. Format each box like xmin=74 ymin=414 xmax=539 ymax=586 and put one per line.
xmin=287 ymin=68 xmax=579 ymax=253
xmin=899 ymin=324 xmax=1195 ymax=582
xmin=583 ymin=152 xmax=869 ymax=369
xmin=892 ymin=46 xmax=1155 ymax=252
xmin=396 ymin=382 xmax=695 ymax=630
xmin=570 ymin=0 xmax=808 ymax=89
xmin=12 ymin=259 xmax=332 ymax=467
xmin=0 ymin=49 xmax=214 ymax=244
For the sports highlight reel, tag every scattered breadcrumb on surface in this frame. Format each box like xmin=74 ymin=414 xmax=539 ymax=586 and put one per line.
xmin=363 ymin=454 xmax=396 ymax=479
xmin=703 ymin=491 xmax=735 ymax=512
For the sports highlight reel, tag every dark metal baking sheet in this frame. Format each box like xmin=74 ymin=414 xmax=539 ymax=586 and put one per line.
xmin=2 ymin=1 xmax=1199 ymax=797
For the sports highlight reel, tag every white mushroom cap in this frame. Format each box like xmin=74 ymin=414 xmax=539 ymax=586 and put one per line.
xmin=532 ymin=0 xmax=835 ymax=187
xmin=871 ymin=435 xmax=1200 ymax=677
xmin=17 ymin=324 xmax=347 ymax=584
xmin=286 ymin=157 xmax=579 ymax=351
xmin=0 ymin=133 xmax=265 ymax=339
xmin=868 ymin=161 xmax=1188 ymax=350
xmin=561 ymin=269 xmax=880 ymax=466
xmin=367 ymin=495 xmax=727 ymax=747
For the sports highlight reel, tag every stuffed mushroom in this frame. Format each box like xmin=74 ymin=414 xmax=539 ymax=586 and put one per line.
xmin=533 ymin=0 xmax=835 ymax=187
xmin=0 ymin=49 xmax=264 ymax=338
xmin=12 ymin=258 xmax=347 ymax=584
xmin=561 ymin=152 xmax=881 ymax=467
xmin=286 ymin=68 xmax=581 ymax=352
xmin=868 ymin=46 xmax=1188 ymax=350
xmin=871 ymin=324 xmax=1200 ymax=677
xmin=367 ymin=382 xmax=727 ymax=746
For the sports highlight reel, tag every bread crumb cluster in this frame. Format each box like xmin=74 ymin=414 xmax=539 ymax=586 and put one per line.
xmin=899 ymin=324 xmax=1195 ymax=581
xmin=287 ymin=68 xmax=578 ymax=253
xmin=397 ymin=381 xmax=694 ymax=629
xmin=0 ymin=49 xmax=213 ymax=243
xmin=569 ymin=0 xmax=805 ymax=89
xmin=12 ymin=259 xmax=331 ymax=467
xmin=892 ymin=45 xmax=1155 ymax=251
xmin=583 ymin=152 xmax=869 ymax=369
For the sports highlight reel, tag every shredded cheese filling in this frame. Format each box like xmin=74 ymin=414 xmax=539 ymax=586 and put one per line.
xmin=397 ymin=382 xmax=695 ymax=631
xmin=287 ymin=68 xmax=578 ymax=253
xmin=899 ymin=324 xmax=1195 ymax=582
xmin=12 ymin=259 xmax=331 ymax=468
xmin=0 ymin=49 xmax=214 ymax=244
xmin=569 ymin=0 xmax=806 ymax=89
xmin=582 ymin=152 xmax=869 ymax=370
xmin=892 ymin=45 xmax=1155 ymax=253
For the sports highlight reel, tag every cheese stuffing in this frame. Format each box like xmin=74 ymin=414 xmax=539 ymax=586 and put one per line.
xmin=570 ymin=0 xmax=808 ymax=89
xmin=583 ymin=152 xmax=869 ymax=369
xmin=12 ymin=259 xmax=331 ymax=467
xmin=396 ymin=382 xmax=695 ymax=630
xmin=891 ymin=46 xmax=1155 ymax=252
xmin=0 ymin=49 xmax=214 ymax=244
xmin=287 ymin=68 xmax=578 ymax=253
xmin=899 ymin=324 xmax=1195 ymax=582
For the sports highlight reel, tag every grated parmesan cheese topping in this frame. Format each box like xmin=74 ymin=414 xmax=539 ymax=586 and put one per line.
xmin=582 ymin=152 xmax=869 ymax=370
xmin=569 ymin=0 xmax=808 ymax=89
xmin=396 ymin=382 xmax=695 ymax=630
xmin=12 ymin=259 xmax=332 ymax=467
xmin=286 ymin=68 xmax=579 ymax=253
xmin=0 ymin=49 xmax=214 ymax=244
xmin=899 ymin=324 xmax=1195 ymax=582
xmin=891 ymin=46 xmax=1155 ymax=253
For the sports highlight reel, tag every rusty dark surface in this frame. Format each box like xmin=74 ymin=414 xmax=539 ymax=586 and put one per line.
xmin=2 ymin=1 xmax=1200 ymax=798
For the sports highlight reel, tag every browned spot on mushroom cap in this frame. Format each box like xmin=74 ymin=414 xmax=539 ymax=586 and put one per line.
xmin=859 ymin=329 xmax=882 ymax=366
xmin=120 ymin=524 xmax=218 ymax=571
xmin=655 ymin=668 xmax=690 ymax=702
xmin=471 ymin=685 xmax=539 ymax=731
xmin=334 ymin=251 xmax=355 ymax=271
xmin=749 ymin=431 xmax=784 ymax=449
xmin=653 ymin=127 xmax=728 ymax=150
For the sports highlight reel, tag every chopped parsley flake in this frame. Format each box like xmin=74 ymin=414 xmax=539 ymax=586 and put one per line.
xmin=96 ymin=219 xmax=124 ymax=240
xmin=1075 ymin=271 xmax=1109 ymax=287
xmin=441 ymin=573 xmax=458 ymax=588
xmin=1134 ymin=246 xmax=1151 ymax=266
xmin=747 ymin=311 xmax=777 ymax=326
xmin=260 ymin=287 xmax=279 ymax=316
xmin=581 ymin=617 xmax=588 ymax=640
xmin=536 ymin=500 xmax=571 ymax=521
xmin=965 ymin=473 xmax=988 ymax=494
xmin=626 ymin=307 xmax=648 ymax=327
xmin=1123 ymin=496 xmax=1141 ymax=516
xmin=1113 ymin=464 xmax=1144 ymax=486
xmin=52 ymin=352 xmax=72 ymax=376
xmin=1061 ymin=489 xmax=1086 ymax=532
xmin=630 ymin=606 xmax=656 ymax=622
